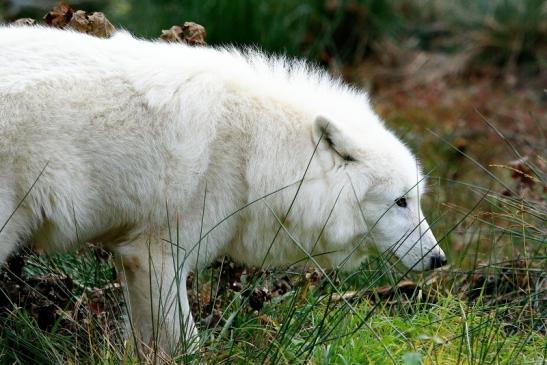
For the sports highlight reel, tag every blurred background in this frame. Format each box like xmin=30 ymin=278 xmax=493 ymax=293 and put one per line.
xmin=3 ymin=1 xmax=545 ymax=72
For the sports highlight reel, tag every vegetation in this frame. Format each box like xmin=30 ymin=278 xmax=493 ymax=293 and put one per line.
xmin=102 ymin=0 xmax=547 ymax=68
xmin=0 ymin=1 xmax=545 ymax=364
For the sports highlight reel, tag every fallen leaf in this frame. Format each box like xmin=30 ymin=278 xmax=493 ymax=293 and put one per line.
xmin=181 ymin=22 xmax=206 ymax=45
xmin=160 ymin=25 xmax=184 ymax=42
xmin=508 ymin=157 xmax=536 ymax=188
xmin=44 ymin=2 xmax=74 ymax=28
xmin=68 ymin=10 xmax=116 ymax=38
xmin=248 ymin=287 xmax=272 ymax=311
xmin=160 ymin=22 xmax=206 ymax=45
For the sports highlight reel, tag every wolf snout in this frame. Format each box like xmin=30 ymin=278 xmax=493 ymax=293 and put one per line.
xmin=429 ymin=253 xmax=447 ymax=270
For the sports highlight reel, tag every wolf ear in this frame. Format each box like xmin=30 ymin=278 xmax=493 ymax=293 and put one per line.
xmin=313 ymin=116 xmax=357 ymax=162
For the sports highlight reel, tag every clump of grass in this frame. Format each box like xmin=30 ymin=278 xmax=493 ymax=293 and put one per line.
xmin=0 ymin=248 xmax=125 ymax=364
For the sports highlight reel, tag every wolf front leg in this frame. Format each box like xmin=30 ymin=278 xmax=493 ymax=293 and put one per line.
xmin=0 ymin=194 xmax=32 ymax=265
xmin=113 ymin=236 xmax=198 ymax=356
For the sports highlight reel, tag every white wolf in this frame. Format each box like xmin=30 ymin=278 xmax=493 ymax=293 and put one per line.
xmin=0 ymin=26 xmax=446 ymax=352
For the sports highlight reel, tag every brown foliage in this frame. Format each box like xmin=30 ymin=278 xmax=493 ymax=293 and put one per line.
xmin=68 ymin=10 xmax=116 ymax=38
xmin=160 ymin=22 xmax=207 ymax=45
xmin=43 ymin=2 xmax=73 ymax=28
xmin=12 ymin=2 xmax=116 ymax=39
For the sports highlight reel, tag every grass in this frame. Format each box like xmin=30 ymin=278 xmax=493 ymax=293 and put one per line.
xmin=1 ymin=143 xmax=545 ymax=364
xmin=313 ymin=298 xmax=544 ymax=364
xmin=1 ymin=240 xmax=544 ymax=364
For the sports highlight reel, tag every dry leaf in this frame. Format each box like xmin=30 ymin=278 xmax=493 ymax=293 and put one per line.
xmin=68 ymin=10 xmax=116 ymax=38
xmin=85 ymin=12 xmax=116 ymax=38
xmin=330 ymin=291 xmax=358 ymax=302
xmin=248 ymin=287 xmax=272 ymax=311
xmin=160 ymin=25 xmax=184 ymax=42
xmin=44 ymin=2 xmax=74 ymax=28
xmin=508 ymin=157 xmax=536 ymax=188
xmin=181 ymin=22 xmax=206 ymax=45
xmin=160 ymin=22 xmax=206 ymax=45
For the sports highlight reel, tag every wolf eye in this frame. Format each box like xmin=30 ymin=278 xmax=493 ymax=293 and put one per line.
xmin=395 ymin=197 xmax=407 ymax=208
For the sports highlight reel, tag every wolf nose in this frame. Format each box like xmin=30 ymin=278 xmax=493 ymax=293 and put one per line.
xmin=430 ymin=254 xmax=447 ymax=270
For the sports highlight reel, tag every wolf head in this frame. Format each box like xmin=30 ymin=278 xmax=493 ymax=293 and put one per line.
xmin=301 ymin=115 xmax=447 ymax=272
xmin=226 ymin=52 xmax=446 ymax=272
xmin=238 ymin=110 xmax=446 ymax=272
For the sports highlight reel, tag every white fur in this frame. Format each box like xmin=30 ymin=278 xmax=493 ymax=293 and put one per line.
xmin=0 ymin=26 xmax=445 ymax=352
